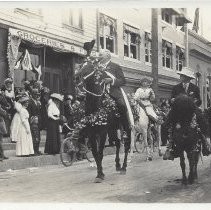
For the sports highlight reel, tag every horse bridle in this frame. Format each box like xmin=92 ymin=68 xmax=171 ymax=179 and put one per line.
xmin=76 ymin=68 xmax=106 ymax=97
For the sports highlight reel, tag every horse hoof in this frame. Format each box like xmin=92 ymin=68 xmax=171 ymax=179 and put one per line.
xmin=146 ymin=156 xmax=153 ymax=161
xmin=158 ymin=149 xmax=163 ymax=157
xmin=120 ymin=169 xmax=126 ymax=175
xmin=94 ymin=177 xmax=103 ymax=183
xmin=182 ymin=179 xmax=188 ymax=185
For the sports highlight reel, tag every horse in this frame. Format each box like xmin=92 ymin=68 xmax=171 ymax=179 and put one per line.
xmin=75 ymin=59 xmax=119 ymax=182
xmin=75 ymin=57 xmax=135 ymax=180
xmin=168 ymin=94 xmax=202 ymax=185
xmin=128 ymin=95 xmax=162 ymax=161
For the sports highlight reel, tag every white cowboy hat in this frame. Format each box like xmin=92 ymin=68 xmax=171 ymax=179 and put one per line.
xmin=50 ymin=93 xmax=64 ymax=102
xmin=177 ymin=67 xmax=195 ymax=79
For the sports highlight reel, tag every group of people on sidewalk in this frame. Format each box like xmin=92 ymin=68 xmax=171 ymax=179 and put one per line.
xmin=0 ymin=78 xmax=69 ymax=161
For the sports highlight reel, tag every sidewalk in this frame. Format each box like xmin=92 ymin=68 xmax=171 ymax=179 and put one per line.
xmin=0 ymin=131 xmax=117 ymax=172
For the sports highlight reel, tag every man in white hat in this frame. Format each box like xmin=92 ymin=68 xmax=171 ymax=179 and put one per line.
xmin=163 ymin=67 xmax=210 ymax=160
xmin=171 ymin=67 xmax=201 ymax=106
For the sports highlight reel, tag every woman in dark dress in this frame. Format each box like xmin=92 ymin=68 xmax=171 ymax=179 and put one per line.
xmin=44 ymin=93 xmax=63 ymax=155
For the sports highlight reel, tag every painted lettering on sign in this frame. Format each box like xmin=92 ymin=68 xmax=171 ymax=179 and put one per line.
xmin=10 ymin=28 xmax=85 ymax=55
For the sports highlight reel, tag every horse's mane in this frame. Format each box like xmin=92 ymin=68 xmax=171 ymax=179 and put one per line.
xmin=171 ymin=94 xmax=196 ymax=126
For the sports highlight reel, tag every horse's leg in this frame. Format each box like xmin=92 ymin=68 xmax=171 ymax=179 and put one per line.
xmin=121 ymin=132 xmax=131 ymax=174
xmin=156 ymin=124 xmax=163 ymax=156
xmin=146 ymin=128 xmax=153 ymax=161
xmin=188 ymin=151 xmax=199 ymax=184
xmin=180 ymin=152 xmax=187 ymax=185
xmin=187 ymin=151 xmax=195 ymax=184
xmin=97 ymin=127 xmax=107 ymax=179
xmin=89 ymin=131 xmax=103 ymax=182
xmin=115 ymin=138 xmax=121 ymax=171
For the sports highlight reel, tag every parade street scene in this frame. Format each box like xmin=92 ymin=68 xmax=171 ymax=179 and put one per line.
xmin=1 ymin=4 xmax=211 ymax=206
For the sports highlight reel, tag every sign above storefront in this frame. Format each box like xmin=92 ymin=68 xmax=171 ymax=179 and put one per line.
xmin=9 ymin=28 xmax=86 ymax=56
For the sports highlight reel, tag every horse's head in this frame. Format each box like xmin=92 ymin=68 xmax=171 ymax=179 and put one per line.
xmin=171 ymin=94 xmax=196 ymax=127
xmin=75 ymin=58 xmax=107 ymax=98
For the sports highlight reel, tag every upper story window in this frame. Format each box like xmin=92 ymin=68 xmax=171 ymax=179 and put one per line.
xmin=176 ymin=46 xmax=185 ymax=71
xmin=144 ymin=32 xmax=152 ymax=63
xmin=63 ymin=9 xmax=83 ymax=32
xmin=161 ymin=9 xmax=172 ymax=24
xmin=99 ymin=13 xmax=117 ymax=54
xmin=14 ymin=8 xmax=42 ymax=20
xmin=123 ymin=24 xmax=141 ymax=59
xmin=162 ymin=40 xmax=173 ymax=69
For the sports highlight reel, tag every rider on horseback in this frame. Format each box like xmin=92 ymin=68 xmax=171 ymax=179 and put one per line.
xmin=164 ymin=67 xmax=211 ymax=160
xmin=134 ymin=76 xmax=160 ymax=124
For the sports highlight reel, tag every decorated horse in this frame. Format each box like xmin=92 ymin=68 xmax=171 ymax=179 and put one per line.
xmin=128 ymin=76 xmax=163 ymax=161
xmin=166 ymin=94 xmax=203 ymax=184
xmin=74 ymin=47 xmax=136 ymax=181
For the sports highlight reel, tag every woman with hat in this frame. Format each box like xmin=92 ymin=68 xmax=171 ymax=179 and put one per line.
xmin=44 ymin=93 xmax=63 ymax=155
xmin=134 ymin=76 xmax=159 ymax=123
xmin=10 ymin=96 xmax=34 ymax=157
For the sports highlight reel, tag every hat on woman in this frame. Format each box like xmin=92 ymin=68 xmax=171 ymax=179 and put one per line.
xmin=140 ymin=76 xmax=153 ymax=85
xmin=177 ymin=67 xmax=195 ymax=79
xmin=4 ymin=78 xmax=13 ymax=85
xmin=50 ymin=93 xmax=64 ymax=102
xmin=18 ymin=96 xmax=29 ymax=104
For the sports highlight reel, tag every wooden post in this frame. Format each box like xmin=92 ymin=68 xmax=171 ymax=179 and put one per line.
xmin=151 ymin=8 xmax=162 ymax=102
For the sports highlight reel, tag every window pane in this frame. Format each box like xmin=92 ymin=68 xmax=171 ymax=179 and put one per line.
xmin=124 ymin=45 xmax=129 ymax=57
xmin=130 ymin=33 xmax=137 ymax=44
xmin=100 ymin=36 xmax=104 ymax=49
xmin=70 ymin=9 xmax=82 ymax=28
xmin=130 ymin=45 xmax=137 ymax=59
xmin=106 ymin=37 xmax=114 ymax=53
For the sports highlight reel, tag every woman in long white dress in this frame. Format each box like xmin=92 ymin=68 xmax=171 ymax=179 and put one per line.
xmin=10 ymin=96 xmax=34 ymax=156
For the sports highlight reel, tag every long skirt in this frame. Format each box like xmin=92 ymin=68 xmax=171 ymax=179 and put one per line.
xmin=44 ymin=118 xmax=61 ymax=154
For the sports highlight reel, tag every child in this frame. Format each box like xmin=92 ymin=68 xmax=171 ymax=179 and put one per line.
xmin=134 ymin=77 xmax=159 ymax=123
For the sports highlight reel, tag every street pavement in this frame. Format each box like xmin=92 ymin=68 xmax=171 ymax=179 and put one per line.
xmin=0 ymin=151 xmax=211 ymax=203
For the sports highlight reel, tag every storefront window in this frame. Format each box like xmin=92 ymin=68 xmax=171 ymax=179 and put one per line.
xmin=99 ymin=13 xmax=117 ymax=53
xmin=162 ymin=40 xmax=173 ymax=69
xmin=145 ymin=32 xmax=152 ymax=63
xmin=123 ymin=24 xmax=140 ymax=59
xmin=176 ymin=46 xmax=185 ymax=71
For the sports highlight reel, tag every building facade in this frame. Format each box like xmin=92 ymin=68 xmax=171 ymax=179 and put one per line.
xmin=188 ymin=30 xmax=211 ymax=110
xmin=0 ymin=8 xmax=194 ymax=103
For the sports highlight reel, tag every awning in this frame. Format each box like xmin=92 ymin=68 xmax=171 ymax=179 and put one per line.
xmin=123 ymin=24 xmax=140 ymax=34
xmin=176 ymin=13 xmax=192 ymax=26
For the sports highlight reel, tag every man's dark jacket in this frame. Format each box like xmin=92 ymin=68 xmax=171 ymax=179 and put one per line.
xmin=104 ymin=62 xmax=126 ymax=100
xmin=171 ymin=82 xmax=202 ymax=107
